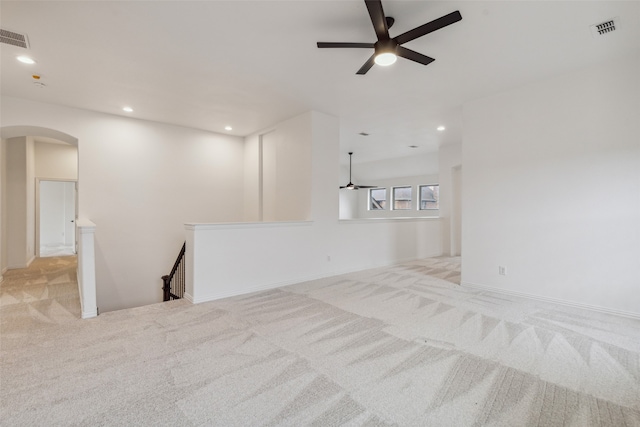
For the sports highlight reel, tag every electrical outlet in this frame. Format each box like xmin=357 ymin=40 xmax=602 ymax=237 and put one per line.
xmin=327 ymin=255 xmax=331 ymax=261
xmin=498 ymin=266 xmax=507 ymax=276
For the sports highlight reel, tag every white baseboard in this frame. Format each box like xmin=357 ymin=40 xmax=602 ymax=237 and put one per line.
xmin=26 ymin=255 xmax=35 ymax=268
xmin=81 ymin=309 xmax=98 ymax=319
xmin=461 ymin=280 xmax=640 ymax=320
xmin=189 ymin=255 xmax=437 ymax=305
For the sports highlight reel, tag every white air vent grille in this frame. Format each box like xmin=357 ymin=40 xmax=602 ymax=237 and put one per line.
xmin=0 ymin=28 xmax=29 ymax=48
xmin=590 ymin=18 xmax=618 ymax=37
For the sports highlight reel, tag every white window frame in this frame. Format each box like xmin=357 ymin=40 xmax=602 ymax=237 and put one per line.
xmin=368 ymin=188 xmax=387 ymax=211
xmin=392 ymin=186 xmax=413 ymax=210
xmin=419 ymin=184 xmax=440 ymax=210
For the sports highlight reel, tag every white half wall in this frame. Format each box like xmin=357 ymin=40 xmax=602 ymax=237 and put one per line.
xmin=1 ymin=96 xmax=246 ymax=312
xmin=186 ymin=218 xmax=442 ymax=303
xmin=186 ymin=111 xmax=443 ymax=303
xmin=461 ymin=56 xmax=640 ymax=316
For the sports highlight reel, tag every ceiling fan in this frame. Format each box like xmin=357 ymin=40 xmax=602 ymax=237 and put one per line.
xmin=317 ymin=0 xmax=462 ymax=75
xmin=340 ymin=152 xmax=376 ymax=190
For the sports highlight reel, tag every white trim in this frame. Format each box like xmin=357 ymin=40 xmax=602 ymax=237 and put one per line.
xmin=81 ymin=309 xmax=98 ymax=319
xmin=339 ymin=217 xmax=439 ymax=224
xmin=461 ymin=280 xmax=640 ymax=320
xmin=76 ymin=218 xmax=96 ymax=230
xmin=185 ymin=220 xmax=313 ymax=231
xmin=183 ymin=292 xmax=194 ymax=303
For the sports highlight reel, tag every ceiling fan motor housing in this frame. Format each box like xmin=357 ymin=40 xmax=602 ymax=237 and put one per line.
xmin=375 ymin=39 xmax=398 ymax=55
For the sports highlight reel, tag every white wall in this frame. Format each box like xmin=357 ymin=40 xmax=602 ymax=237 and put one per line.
xmin=438 ymin=142 xmax=462 ymax=256
xmin=0 ymin=139 xmax=6 ymax=277
xmin=462 ymin=56 xmax=640 ymax=316
xmin=243 ymin=113 xmax=312 ymax=222
xmin=34 ymin=141 xmax=78 ymax=180
xmin=352 ymin=153 xmax=439 ymax=183
xmin=186 ymin=111 xmax=443 ymax=303
xmin=5 ymin=137 xmax=34 ymax=268
xmin=25 ymin=138 xmax=35 ymax=264
xmin=243 ymin=133 xmax=260 ymax=222
xmin=1 ymin=96 xmax=246 ymax=312
xmin=338 ymin=164 xmax=358 ymax=220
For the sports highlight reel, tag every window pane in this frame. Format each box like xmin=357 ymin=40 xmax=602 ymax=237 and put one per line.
xmin=419 ymin=184 xmax=439 ymax=210
xmin=393 ymin=186 xmax=412 ymax=210
xmin=369 ymin=188 xmax=386 ymax=210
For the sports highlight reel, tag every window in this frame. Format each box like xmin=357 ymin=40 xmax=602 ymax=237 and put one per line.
xmin=392 ymin=186 xmax=412 ymax=210
xmin=419 ymin=184 xmax=439 ymax=210
xmin=369 ymin=188 xmax=386 ymax=210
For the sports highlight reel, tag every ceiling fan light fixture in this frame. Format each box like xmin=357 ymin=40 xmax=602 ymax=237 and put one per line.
xmin=374 ymin=52 xmax=397 ymax=66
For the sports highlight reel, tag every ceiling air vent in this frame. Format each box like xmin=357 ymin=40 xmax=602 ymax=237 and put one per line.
xmin=590 ymin=18 xmax=617 ymax=37
xmin=0 ymin=28 xmax=30 ymax=48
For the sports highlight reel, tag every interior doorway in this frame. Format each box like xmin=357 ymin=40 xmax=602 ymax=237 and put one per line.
xmin=37 ymin=179 xmax=77 ymax=257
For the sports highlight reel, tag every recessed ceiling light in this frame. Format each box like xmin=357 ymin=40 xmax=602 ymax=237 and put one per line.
xmin=17 ymin=56 xmax=36 ymax=64
xmin=225 ymin=126 xmax=232 ymax=131
xmin=122 ymin=106 xmax=133 ymax=113
xmin=437 ymin=126 xmax=446 ymax=131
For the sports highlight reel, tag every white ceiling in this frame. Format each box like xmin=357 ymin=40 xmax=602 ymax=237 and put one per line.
xmin=1 ymin=1 xmax=638 ymax=166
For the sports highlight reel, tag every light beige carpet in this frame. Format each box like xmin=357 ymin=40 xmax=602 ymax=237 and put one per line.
xmin=1 ymin=257 xmax=639 ymax=426
xmin=0 ymin=256 xmax=81 ymax=336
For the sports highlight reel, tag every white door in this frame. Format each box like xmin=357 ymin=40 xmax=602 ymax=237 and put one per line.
xmin=39 ymin=180 xmax=77 ymax=257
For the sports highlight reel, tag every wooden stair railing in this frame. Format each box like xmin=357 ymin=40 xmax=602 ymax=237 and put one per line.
xmin=162 ymin=242 xmax=186 ymax=301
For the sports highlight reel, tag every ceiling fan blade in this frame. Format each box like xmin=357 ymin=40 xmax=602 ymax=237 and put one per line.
xmin=317 ymin=42 xmax=375 ymax=49
xmin=394 ymin=11 xmax=462 ymax=45
xmin=396 ymin=46 xmax=435 ymax=66
xmin=365 ymin=0 xmax=390 ymax=41
xmin=356 ymin=185 xmax=378 ymax=188
xmin=356 ymin=54 xmax=376 ymax=75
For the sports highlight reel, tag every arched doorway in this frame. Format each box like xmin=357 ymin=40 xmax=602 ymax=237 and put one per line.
xmin=0 ymin=126 xmax=94 ymax=319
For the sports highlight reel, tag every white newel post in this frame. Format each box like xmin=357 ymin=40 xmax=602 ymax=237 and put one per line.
xmin=76 ymin=219 xmax=98 ymax=319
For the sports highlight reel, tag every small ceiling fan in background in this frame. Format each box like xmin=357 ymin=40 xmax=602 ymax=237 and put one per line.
xmin=340 ymin=152 xmax=377 ymax=190
xmin=317 ymin=0 xmax=462 ymax=74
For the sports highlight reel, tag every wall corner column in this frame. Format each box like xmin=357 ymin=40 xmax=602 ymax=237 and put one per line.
xmin=76 ymin=219 xmax=97 ymax=318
